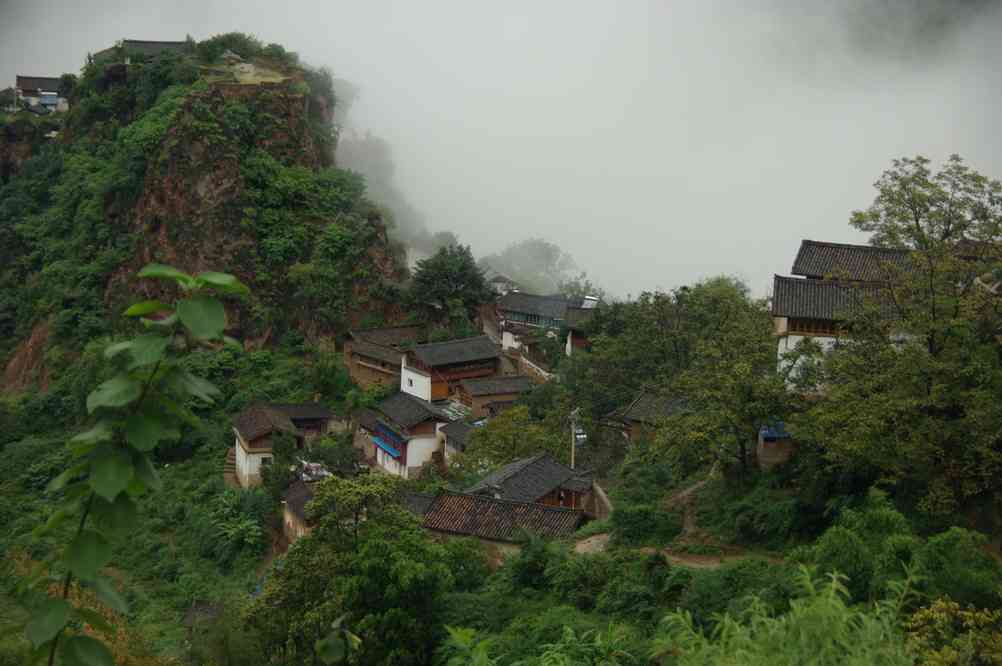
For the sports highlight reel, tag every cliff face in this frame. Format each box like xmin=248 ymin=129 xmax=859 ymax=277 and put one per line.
xmin=1 ymin=54 xmax=407 ymax=392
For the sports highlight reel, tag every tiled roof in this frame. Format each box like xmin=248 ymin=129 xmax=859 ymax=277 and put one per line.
xmin=771 ymin=275 xmax=886 ymax=320
xmin=792 ymin=240 xmax=907 ymax=281
xmin=233 ymin=403 xmax=298 ymax=441
xmin=284 ymin=481 xmax=314 ymax=521
xmin=269 ymin=402 xmax=332 ymax=421
xmin=467 ymin=453 xmax=591 ymax=503
xmin=15 ymin=76 xmax=61 ymax=93
xmin=460 ymin=375 xmax=533 ymax=397
xmin=612 ymin=390 xmax=686 ymax=426
xmin=350 ymin=325 xmax=422 ymax=348
xmin=441 ymin=421 xmax=475 ymax=449
xmin=564 ymin=306 xmax=595 ymax=330
xmin=422 ymin=492 xmax=583 ymax=542
xmin=499 ymin=292 xmax=575 ymax=320
xmin=350 ymin=337 xmax=404 ymax=366
xmin=376 ymin=392 xmax=446 ymax=429
xmin=411 ymin=336 xmax=499 ymax=367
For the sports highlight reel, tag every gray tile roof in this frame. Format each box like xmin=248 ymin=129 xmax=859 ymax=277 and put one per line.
xmin=771 ymin=275 xmax=886 ymax=320
xmin=564 ymin=306 xmax=595 ymax=330
xmin=467 ymin=453 xmax=591 ymax=503
xmin=422 ymin=492 xmax=583 ymax=542
xmin=376 ymin=392 xmax=447 ymax=429
xmin=441 ymin=421 xmax=475 ymax=449
xmin=411 ymin=336 xmax=499 ymax=367
xmin=350 ymin=325 xmax=422 ymax=348
xmin=612 ymin=390 xmax=686 ymax=426
xmin=233 ymin=403 xmax=298 ymax=441
xmin=792 ymin=240 xmax=907 ymax=281
xmin=498 ymin=292 xmax=575 ymax=320
xmin=350 ymin=337 xmax=404 ymax=366
xmin=15 ymin=76 xmax=61 ymax=93
xmin=460 ymin=375 xmax=533 ymax=397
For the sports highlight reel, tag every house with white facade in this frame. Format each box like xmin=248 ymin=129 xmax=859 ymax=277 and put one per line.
xmin=495 ymin=292 xmax=599 ymax=357
xmin=356 ymin=392 xmax=452 ymax=479
xmin=772 ymin=240 xmax=904 ymax=369
xmin=230 ymin=402 xmax=333 ymax=488
xmin=14 ymin=76 xmax=68 ymax=113
xmin=400 ymin=336 xmax=501 ymax=402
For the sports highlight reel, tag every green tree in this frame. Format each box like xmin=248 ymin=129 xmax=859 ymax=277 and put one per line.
xmin=17 ymin=264 xmax=247 ymax=666
xmin=456 ymin=405 xmax=567 ymax=473
xmin=793 ymin=155 xmax=1002 ymax=515
xmin=410 ymin=244 xmax=493 ymax=322
xmin=479 ymin=238 xmax=576 ymax=294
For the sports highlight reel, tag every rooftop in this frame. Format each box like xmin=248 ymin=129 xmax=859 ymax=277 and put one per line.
xmin=349 ymin=325 xmax=423 ymax=348
xmin=467 ymin=453 xmax=591 ymax=503
xmin=421 ymin=492 xmax=583 ymax=542
xmin=410 ymin=335 xmax=499 ymax=367
xmin=349 ymin=337 xmax=405 ymax=366
xmin=498 ymin=292 xmax=576 ymax=320
xmin=15 ymin=76 xmax=61 ymax=93
xmin=233 ymin=403 xmax=298 ymax=441
xmin=440 ymin=421 xmax=476 ymax=449
xmin=376 ymin=392 xmax=447 ymax=430
xmin=611 ymin=390 xmax=686 ymax=426
xmin=792 ymin=240 xmax=907 ymax=282
xmin=460 ymin=375 xmax=534 ymax=397
xmin=772 ymin=275 xmax=886 ymax=321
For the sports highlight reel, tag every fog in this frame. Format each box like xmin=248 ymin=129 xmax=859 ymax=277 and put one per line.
xmin=2 ymin=0 xmax=1001 ymax=297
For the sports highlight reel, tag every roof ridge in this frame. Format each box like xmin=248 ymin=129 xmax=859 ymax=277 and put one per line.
xmin=439 ymin=490 xmax=582 ymax=513
xmin=773 ymin=274 xmax=886 ymax=288
xmin=799 ymin=239 xmax=907 ymax=253
xmin=414 ymin=334 xmax=490 ymax=349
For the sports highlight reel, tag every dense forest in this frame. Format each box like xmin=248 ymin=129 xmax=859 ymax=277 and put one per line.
xmin=2 ymin=32 xmax=1002 ymax=666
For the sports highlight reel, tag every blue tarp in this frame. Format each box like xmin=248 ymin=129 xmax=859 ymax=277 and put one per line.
xmin=373 ymin=435 xmax=402 ymax=458
xmin=759 ymin=420 xmax=790 ymax=441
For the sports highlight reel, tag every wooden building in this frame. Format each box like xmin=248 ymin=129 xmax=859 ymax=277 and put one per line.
xmin=400 ymin=336 xmax=500 ymax=402
xmin=343 ymin=325 xmax=422 ymax=389
xmin=457 ymin=375 xmax=533 ymax=419
xmin=467 ymin=453 xmax=593 ymax=510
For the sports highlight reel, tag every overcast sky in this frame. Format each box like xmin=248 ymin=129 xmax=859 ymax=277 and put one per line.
xmin=2 ymin=0 xmax=1000 ymax=297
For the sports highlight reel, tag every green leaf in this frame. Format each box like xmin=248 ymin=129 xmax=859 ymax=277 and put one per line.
xmin=177 ymin=296 xmax=226 ymax=340
xmin=89 ymin=448 xmax=134 ymax=501
xmin=223 ymin=335 xmax=243 ymax=351
xmin=124 ymin=299 xmax=169 ymax=317
xmin=73 ymin=607 xmax=114 ymax=635
xmin=91 ymin=577 xmax=128 ymax=615
xmin=86 ymin=376 xmax=142 ymax=414
xmin=316 ymin=634 xmax=347 ymax=664
xmin=124 ymin=413 xmax=179 ymax=452
xmin=138 ymin=263 xmax=194 ymax=289
xmin=196 ymin=271 xmax=250 ymax=295
xmin=65 ymin=530 xmax=112 ymax=581
xmin=35 ymin=506 xmax=72 ymax=537
xmin=125 ymin=334 xmax=170 ymax=369
xmin=25 ymin=598 xmax=70 ymax=647
xmin=141 ymin=312 xmax=179 ymax=328
xmin=61 ymin=635 xmax=114 ymax=666
xmin=132 ymin=452 xmax=162 ymax=493
xmin=92 ymin=493 xmax=138 ymax=532
xmin=163 ymin=367 xmax=220 ymax=403
xmin=47 ymin=462 xmax=89 ymax=493
xmin=71 ymin=422 xmax=116 ymax=445
xmin=103 ymin=340 xmax=133 ymax=360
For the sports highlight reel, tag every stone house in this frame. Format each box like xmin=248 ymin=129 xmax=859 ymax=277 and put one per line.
xmin=467 ymin=453 xmax=593 ymax=511
xmin=231 ymin=402 xmax=333 ymax=488
xmin=456 ymin=375 xmax=533 ymax=419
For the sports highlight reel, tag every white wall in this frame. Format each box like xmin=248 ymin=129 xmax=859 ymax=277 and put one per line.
xmin=234 ymin=430 xmax=272 ymax=488
xmin=401 ymin=359 xmax=432 ymax=401
xmin=376 ymin=446 xmax=406 ymax=478
xmin=406 ymin=434 xmax=438 ymax=470
xmin=502 ymin=330 xmax=522 ymax=351
xmin=776 ymin=334 xmax=838 ymax=374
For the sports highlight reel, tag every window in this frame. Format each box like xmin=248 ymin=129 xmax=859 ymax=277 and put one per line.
xmin=261 ymin=456 xmax=272 ymax=467
xmin=408 ymin=378 xmax=414 ymax=387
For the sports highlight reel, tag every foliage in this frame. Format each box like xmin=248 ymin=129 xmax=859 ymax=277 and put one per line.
xmin=917 ymin=528 xmax=1002 ymax=609
xmin=14 ymin=264 xmax=246 ymax=665
xmin=793 ymin=156 xmax=1002 ymax=516
xmin=456 ymin=405 xmax=567 ymax=473
xmin=480 ymin=238 xmax=577 ymax=295
xmin=654 ymin=569 xmax=915 ymax=665
xmin=676 ymin=558 xmax=799 ymax=628
xmin=906 ymin=598 xmax=1002 ymax=666
xmin=410 ymin=244 xmax=493 ymax=322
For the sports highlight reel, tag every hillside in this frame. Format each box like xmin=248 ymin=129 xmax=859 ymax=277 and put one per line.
xmin=0 ymin=34 xmax=406 ymax=392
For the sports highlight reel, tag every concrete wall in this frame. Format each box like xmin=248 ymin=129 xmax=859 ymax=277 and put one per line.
xmin=401 ymin=359 xmax=432 ymax=401
xmin=502 ymin=330 xmax=522 ymax=351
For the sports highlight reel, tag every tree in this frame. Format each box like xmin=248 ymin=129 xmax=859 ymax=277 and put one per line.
xmin=456 ymin=405 xmax=567 ymax=474
xmin=557 ymin=272 xmax=607 ymax=303
xmin=653 ymin=278 xmax=791 ymax=473
xmin=410 ymin=244 xmax=493 ymax=322
xmin=480 ymin=238 xmax=577 ymax=294
xmin=794 ymin=155 xmax=1002 ymax=515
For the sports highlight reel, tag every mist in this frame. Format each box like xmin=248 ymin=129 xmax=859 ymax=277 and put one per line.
xmin=2 ymin=0 xmax=1001 ymax=297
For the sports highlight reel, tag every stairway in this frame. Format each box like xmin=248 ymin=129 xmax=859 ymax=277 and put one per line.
xmin=223 ymin=447 xmax=239 ymax=488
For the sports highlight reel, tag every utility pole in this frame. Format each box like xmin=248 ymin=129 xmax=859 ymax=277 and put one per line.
xmin=570 ymin=407 xmax=581 ymax=470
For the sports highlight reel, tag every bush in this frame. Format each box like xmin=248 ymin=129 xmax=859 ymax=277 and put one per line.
xmin=812 ymin=526 xmax=874 ymax=602
xmin=917 ymin=527 xmax=1002 ymax=609
xmin=678 ymin=558 xmax=798 ymax=628
xmin=611 ymin=504 xmax=683 ymax=547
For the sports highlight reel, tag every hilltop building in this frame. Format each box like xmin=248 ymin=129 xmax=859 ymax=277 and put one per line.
xmin=14 ymin=76 xmax=68 ymax=113
xmin=230 ymin=402 xmax=334 ymax=488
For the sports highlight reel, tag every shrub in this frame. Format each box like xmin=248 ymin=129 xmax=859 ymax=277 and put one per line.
xmin=812 ymin=526 xmax=874 ymax=602
xmin=611 ymin=504 xmax=683 ymax=546
xmin=917 ymin=528 xmax=1002 ymax=609
xmin=678 ymin=558 xmax=798 ymax=628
